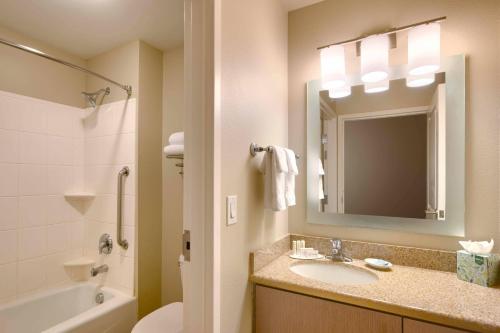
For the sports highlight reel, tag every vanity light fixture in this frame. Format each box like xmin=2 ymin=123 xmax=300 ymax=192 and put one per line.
xmin=364 ymin=80 xmax=389 ymax=93
xmin=406 ymin=73 xmax=435 ymax=87
xmin=317 ymin=16 xmax=445 ymax=92
xmin=329 ymin=85 xmax=351 ymax=99
xmin=360 ymin=35 xmax=389 ymax=83
xmin=320 ymin=45 xmax=347 ymax=90
xmin=408 ymin=23 xmax=441 ymax=76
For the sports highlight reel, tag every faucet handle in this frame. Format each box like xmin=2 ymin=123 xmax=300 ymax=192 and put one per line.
xmin=99 ymin=234 xmax=113 ymax=255
xmin=330 ymin=239 xmax=342 ymax=249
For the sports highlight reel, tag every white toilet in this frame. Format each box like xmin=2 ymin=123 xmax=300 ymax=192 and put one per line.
xmin=131 ymin=302 xmax=183 ymax=333
xmin=132 ymin=255 xmax=185 ymax=333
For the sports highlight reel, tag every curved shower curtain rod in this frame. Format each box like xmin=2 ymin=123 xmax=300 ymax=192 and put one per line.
xmin=0 ymin=37 xmax=132 ymax=97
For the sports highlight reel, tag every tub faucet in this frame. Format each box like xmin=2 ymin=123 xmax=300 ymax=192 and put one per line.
xmin=329 ymin=239 xmax=352 ymax=262
xmin=91 ymin=264 xmax=109 ymax=277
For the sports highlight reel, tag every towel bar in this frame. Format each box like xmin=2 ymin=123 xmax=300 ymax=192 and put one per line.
xmin=249 ymin=143 xmax=299 ymax=159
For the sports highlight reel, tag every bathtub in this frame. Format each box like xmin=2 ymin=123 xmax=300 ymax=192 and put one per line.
xmin=0 ymin=283 xmax=136 ymax=333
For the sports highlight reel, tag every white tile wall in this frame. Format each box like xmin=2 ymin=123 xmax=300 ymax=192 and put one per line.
xmin=0 ymin=230 xmax=17 ymax=264
xmin=82 ymin=99 xmax=137 ymax=296
xmin=0 ymin=92 xmax=137 ymax=303
xmin=19 ymin=196 xmax=47 ymax=228
xmin=0 ymin=91 xmax=85 ymax=303
xmin=0 ymin=197 xmax=18 ymax=230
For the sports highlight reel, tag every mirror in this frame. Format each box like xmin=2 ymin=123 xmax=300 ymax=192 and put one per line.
xmin=307 ymin=55 xmax=465 ymax=236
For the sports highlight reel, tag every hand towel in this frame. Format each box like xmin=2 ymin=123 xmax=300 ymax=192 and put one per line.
xmin=164 ymin=144 xmax=184 ymax=156
xmin=284 ymin=148 xmax=298 ymax=206
xmin=168 ymin=132 xmax=184 ymax=145
xmin=319 ymin=177 xmax=325 ymax=200
xmin=259 ymin=146 xmax=288 ymax=211
xmin=318 ymin=158 xmax=325 ymax=176
xmin=273 ymin=146 xmax=288 ymax=174
xmin=318 ymin=159 xmax=325 ymax=199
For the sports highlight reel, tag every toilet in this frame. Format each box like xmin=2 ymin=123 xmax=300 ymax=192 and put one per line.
xmin=132 ymin=255 xmax=185 ymax=333
xmin=131 ymin=302 xmax=183 ymax=333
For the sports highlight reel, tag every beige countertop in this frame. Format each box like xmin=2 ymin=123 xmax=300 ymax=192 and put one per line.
xmin=250 ymin=253 xmax=500 ymax=333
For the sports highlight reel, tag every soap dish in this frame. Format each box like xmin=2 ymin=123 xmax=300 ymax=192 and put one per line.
xmin=289 ymin=253 xmax=325 ymax=260
xmin=63 ymin=257 xmax=95 ymax=281
xmin=364 ymin=258 xmax=392 ymax=270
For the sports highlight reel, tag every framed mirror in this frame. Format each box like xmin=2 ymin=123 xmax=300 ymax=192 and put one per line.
xmin=306 ymin=54 xmax=465 ymax=236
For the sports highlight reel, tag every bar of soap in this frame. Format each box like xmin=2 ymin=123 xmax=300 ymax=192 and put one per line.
xmin=457 ymin=250 xmax=500 ymax=287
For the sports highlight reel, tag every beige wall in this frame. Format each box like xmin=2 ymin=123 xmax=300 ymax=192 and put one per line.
xmin=220 ymin=0 xmax=288 ymax=332
xmin=86 ymin=41 xmax=140 ymax=103
xmin=137 ymin=41 xmax=164 ymax=318
xmin=161 ymin=46 xmax=184 ymax=305
xmin=289 ymin=0 xmax=500 ymax=250
xmin=0 ymin=25 xmax=85 ymax=107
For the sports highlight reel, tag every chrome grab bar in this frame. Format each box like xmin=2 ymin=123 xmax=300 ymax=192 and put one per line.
xmin=117 ymin=166 xmax=129 ymax=249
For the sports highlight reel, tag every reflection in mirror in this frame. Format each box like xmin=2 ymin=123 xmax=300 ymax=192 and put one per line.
xmin=318 ymin=73 xmax=446 ymax=220
xmin=307 ymin=54 xmax=464 ymax=236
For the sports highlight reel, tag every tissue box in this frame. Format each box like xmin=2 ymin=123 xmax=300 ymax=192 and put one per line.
xmin=457 ymin=250 xmax=500 ymax=287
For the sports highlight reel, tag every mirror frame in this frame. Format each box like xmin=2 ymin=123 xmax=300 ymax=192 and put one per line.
xmin=306 ymin=54 xmax=465 ymax=236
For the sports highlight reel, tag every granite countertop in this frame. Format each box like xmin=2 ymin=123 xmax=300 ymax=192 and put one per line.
xmin=250 ymin=253 xmax=500 ymax=333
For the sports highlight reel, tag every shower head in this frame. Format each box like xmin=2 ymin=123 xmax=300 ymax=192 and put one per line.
xmin=82 ymin=87 xmax=110 ymax=108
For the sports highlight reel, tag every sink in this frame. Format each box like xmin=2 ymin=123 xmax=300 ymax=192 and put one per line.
xmin=289 ymin=262 xmax=378 ymax=285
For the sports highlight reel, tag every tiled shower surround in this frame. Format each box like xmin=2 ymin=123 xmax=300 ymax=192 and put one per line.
xmin=0 ymin=90 xmax=136 ymax=303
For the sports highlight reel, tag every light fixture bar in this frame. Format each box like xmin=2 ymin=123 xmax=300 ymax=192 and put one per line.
xmin=317 ymin=16 xmax=446 ymax=50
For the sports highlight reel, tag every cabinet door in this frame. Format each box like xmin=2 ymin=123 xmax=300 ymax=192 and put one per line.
xmin=403 ymin=318 xmax=470 ymax=333
xmin=256 ymin=285 xmax=402 ymax=333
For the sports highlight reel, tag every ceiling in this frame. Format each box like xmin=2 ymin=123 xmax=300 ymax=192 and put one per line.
xmin=281 ymin=0 xmax=324 ymax=12
xmin=0 ymin=0 xmax=322 ymax=59
xmin=0 ymin=0 xmax=184 ymax=59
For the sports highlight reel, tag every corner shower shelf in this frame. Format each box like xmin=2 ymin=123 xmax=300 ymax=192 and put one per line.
xmin=64 ymin=192 xmax=95 ymax=200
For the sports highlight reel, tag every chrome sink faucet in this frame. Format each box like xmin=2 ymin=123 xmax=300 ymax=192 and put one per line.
xmin=329 ymin=239 xmax=353 ymax=262
xmin=91 ymin=264 xmax=109 ymax=277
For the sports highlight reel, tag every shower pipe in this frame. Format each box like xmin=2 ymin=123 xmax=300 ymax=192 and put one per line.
xmin=0 ymin=37 xmax=132 ymax=97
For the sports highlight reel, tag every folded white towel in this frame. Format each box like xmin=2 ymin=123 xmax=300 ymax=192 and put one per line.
xmin=164 ymin=144 xmax=184 ymax=156
xmin=284 ymin=148 xmax=298 ymax=206
xmin=259 ymin=146 xmax=288 ymax=211
xmin=169 ymin=132 xmax=184 ymax=145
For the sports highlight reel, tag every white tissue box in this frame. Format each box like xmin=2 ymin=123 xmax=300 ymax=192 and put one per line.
xmin=456 ymin=250 xmax=500 ymax=287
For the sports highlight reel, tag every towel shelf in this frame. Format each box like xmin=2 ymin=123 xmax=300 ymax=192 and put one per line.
xmin=166 ymin=154 xmax=184 ymax=175
xmin=166 ymin=154 xmax=184 ymax=160
xmin=250 ymin=143 xmax=300 ymax=159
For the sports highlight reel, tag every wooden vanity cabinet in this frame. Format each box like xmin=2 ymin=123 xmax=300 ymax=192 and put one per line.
xmin=256 ymin=286 xmax=471 ymax=333
xmin=403 ymin=318 xmax=470 ymax=333
xmin=256 ymin=285 xmax=401 ymax=333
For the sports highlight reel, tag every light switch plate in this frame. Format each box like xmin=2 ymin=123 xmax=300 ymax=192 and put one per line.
xmin=226 ymin=195 xmax=237 ymax=225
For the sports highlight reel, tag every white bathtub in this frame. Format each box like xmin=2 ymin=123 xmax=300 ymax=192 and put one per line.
xmin=0 ymin=283 xmax=136 ymax=333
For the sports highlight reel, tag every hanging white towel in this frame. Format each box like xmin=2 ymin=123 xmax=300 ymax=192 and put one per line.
xmin=318 ymin=159 xmax=325 ymax=200
xmin=259 ymin=146 xmax=288 ymax=211
xmin=319 ymin=177 xmax=325 ymax=200
xmin=284 ymin=148 xmax=298 ymax=206
xmin=318 ymin=158 xmax=325 ymax=176
xmin=169 ymin=132 xmax=184 ymax=145
xmin=164 ymin=144 xmax=184 ymax=156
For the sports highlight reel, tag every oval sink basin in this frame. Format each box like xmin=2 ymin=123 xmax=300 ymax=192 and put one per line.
xmin=290 ymin=262 xmax=378 ymax=285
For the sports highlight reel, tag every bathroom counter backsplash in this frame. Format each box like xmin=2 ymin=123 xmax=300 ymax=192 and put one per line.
xmin=289 ymin=234 xmax=457 ymax=272
xmin=250 ymin=234 xmax=500 ymax=333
